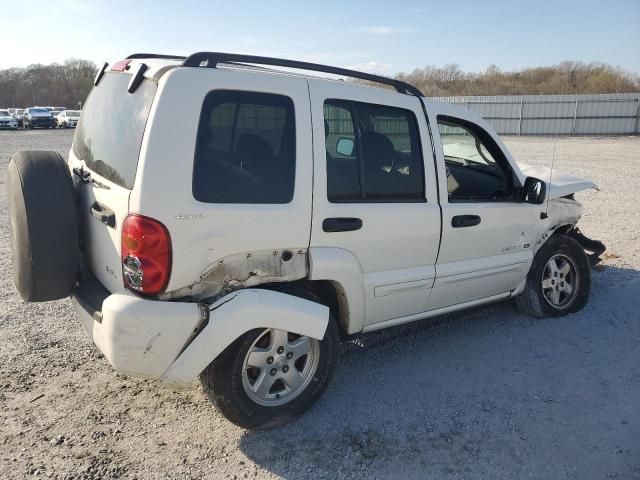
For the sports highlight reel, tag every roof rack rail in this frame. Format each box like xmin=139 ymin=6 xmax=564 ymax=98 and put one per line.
xmin=182 ymin=52 xmax=423 ymax=96
xmin=126 ymin=53 xmax=187 ymax=61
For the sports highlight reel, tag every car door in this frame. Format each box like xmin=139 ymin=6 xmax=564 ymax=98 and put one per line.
xmin=425 ymin=101 xmax=541 ymax=309
xmin=308 ymin=79 xmax=441 ymax=328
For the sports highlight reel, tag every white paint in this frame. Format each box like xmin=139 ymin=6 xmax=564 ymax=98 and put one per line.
xmin=161 ymin=289 xmax=329 ymax=387
xmin=64 ymin=59 xmax=598 ymax=383
xmin=308 ymin=247 xmax=366 ymax=334
xmin=361 ymin=292 xmax=512 ymax=332
xmin=132 ymin=67 xmax=314 ymax=293
xmin=71 ymin=292 xmax=202 ymax=379
xmin=307 ymin=78 xmax=441 ymax=329
xmin=519 ymin=163 xmax=598 ymax=199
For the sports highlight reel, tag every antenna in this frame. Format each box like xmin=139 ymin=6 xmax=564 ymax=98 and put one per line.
xmin=545 ymin=135 xmax=556 ymax=217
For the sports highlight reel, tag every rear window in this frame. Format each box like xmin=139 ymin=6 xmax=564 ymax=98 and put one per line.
xmin=72 ymin=73 xmax=157 ymax=189
xmin=193 ymin=90 xmax=295 ymax=204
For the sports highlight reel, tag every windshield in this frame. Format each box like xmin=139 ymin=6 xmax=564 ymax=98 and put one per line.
xmin=30 ymin=108 xmax=49 ymax=114
xmin=16 ymin=109 xmax=24 ymax=115
xmin=72 ymin=72 xmax=157 ymax=189
xmin=66 ymin=110 xmax=80 ymax=117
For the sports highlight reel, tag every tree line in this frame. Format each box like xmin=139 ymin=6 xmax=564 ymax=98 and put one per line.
xmin=0 ymin=59 xmax=638 ymax=108
xmin=0 ymin=59 xmax=96 ymax=108
xmin=395 ymin=61 xmax=640 ymax=97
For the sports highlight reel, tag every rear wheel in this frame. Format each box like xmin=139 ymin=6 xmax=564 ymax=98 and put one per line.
xmin=200 ymin=293 xmax=340 ymax=430
xmin=516 ymin=234 xmax=591 ymax=318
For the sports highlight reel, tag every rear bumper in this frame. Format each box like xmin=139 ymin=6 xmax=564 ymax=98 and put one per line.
xmin=71 ymin=273 xmax=204 ymax=379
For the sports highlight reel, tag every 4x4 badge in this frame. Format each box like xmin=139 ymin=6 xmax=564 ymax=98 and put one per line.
xmin=175 ymin=213 xmax=205 ymax=220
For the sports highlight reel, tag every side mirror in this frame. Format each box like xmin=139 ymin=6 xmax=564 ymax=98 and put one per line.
xmin=523 ymin=176 xmax=546 ymax=204
xmin=335 ymin=138 xmax=355 ymax=156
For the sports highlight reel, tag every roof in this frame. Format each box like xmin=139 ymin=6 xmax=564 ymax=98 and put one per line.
xmin=122 ymin=51 xmax=424 ymax=97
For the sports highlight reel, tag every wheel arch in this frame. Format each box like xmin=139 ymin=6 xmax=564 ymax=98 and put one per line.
xmin=307 ymin=247 xmax=366 ymax=334
xmin=160 ymin=288 xmax=330 ymax=387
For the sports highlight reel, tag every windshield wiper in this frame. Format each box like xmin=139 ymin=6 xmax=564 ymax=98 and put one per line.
xmin=72 ymin=165 xmax=110 ymax=190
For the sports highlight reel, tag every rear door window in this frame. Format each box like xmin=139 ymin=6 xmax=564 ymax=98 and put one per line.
xmin=193 ymin=90 xmax=296 ymax=204
xmin=324 ymin=100 xmax=425 ymax=203
xmin=72 ymin=72 xmax=157 ymax=189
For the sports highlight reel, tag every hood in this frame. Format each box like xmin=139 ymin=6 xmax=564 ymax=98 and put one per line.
xmin=518 ymin=163 xmax=598 ymax=200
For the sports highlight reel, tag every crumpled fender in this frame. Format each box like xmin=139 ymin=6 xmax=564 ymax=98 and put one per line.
xmin=518 ymin=163 xmax=598 ymax=199
xmin=160 ymin=289 xmax=329 ymax=387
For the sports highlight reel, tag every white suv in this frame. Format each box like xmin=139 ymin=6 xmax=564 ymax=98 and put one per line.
xmin=7 ymin=52 xmax=605 ymax=429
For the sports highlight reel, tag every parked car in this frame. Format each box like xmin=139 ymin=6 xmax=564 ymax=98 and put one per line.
xmin=23 ymin=107 xmax=56 ymax=129
xmin=56 ymin=110 xmax=80 ymax=128
xmin=0 ymin=109 xmax=19 ymax=129
xmin=13 ymin=108 xmax=26 ymax=127
xmin=7 ymin=52 xmax=605 ymax=430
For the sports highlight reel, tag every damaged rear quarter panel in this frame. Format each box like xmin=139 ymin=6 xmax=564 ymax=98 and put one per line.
xmin=161 ymin=248 xmax=309 ymax=301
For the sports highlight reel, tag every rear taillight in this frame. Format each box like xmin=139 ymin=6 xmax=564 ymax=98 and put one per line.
xmin=121 ymin=214 xmax=171 ymax=295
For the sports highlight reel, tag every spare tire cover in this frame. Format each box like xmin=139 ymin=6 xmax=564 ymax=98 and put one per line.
xmin=7 ymin=150 xmax=80 ymax=302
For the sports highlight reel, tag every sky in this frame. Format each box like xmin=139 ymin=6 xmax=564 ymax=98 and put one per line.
xmin=3 ymin=0 xmax=640 ymax=75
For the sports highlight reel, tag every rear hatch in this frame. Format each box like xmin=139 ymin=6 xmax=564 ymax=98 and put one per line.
xmin=67 ymin=70 xmax=157 ymax=293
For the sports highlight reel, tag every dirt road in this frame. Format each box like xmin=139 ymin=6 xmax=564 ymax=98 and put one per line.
xmin=1 ymin=131 xmax=638 ymax=479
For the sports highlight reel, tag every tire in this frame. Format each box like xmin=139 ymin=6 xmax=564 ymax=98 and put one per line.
xmin=200 ymin=290 xmax=340 ymax=430
xmin=7 ymin=151 xmax=80 ymax=302
xmin=516 ymin=233 xmax=591 ymax=318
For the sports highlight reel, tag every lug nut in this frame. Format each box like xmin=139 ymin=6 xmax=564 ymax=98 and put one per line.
xmin=561 ymin=282 xmax=565 ymax=287
xmin=286 ymin=352 xmax=293 ymax=359
xmin=282 ymin=365 xmax=289 ymax=373
xmin=270 ymin=368 xmax=277 ymax=376
xmin=277 ymin=346 xmax=284 ymax=354
xmin=554 ymin=272 xmax=558 ymax=277
xmin=266 ymin=356 xmax=274 ymax=364
xmin=551 ymin=280 xmax=555 ymax=285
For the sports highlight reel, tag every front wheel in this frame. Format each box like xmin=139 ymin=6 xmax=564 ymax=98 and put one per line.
xmin=516 ymin=233 xmax=591 ymax=318
xmin=200 ymin=309 xmax=340 ymax=430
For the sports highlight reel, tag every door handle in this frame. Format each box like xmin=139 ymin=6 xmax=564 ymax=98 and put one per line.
xmin=90 ymin=202 xmax=116 ymax=228
xmin=322 ymin=217 xmax=363 ymax=232
xmin=451 ymin=215 xmax=481 ymax=228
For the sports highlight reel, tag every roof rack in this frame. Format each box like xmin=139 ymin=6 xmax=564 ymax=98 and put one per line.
xmin=181 ymin=52 xmax=423 ymax=97
xmin=126 ymin=53 xmax=187 ymax=61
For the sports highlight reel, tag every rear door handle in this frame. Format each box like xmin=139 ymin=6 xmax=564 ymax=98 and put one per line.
xmin=90 ymin=202 xmax=116 ymax=228
xmin=322 ymin=217 xmax=363 ymax=232
xmin=451 ymin=215 xmax=481 ymax=228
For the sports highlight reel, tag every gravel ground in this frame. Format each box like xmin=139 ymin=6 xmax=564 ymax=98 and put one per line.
xmin=0 ymin=130 xmax=638 ymax=480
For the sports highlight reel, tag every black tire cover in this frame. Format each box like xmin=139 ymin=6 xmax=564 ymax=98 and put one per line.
xmin=7 ymin=151 xmax=80 ymax=302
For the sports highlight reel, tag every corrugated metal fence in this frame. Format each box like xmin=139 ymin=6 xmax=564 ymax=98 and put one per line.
xmin=431 ymin=93 xmax=640 ymax=136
